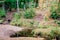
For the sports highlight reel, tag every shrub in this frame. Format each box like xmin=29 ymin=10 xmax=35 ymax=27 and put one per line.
xmin=5 ymin=0 xmax=17 ymax=9
xmin=24 ymin=8 xmax=35 ymax=19
xmin=49 ymin=27 xmax=60 ymax=40
xmin=10 ymin=19 xmax=23 ymax=26
xmin=50 ymin=10 xmax=59 ymax=19
xmin=11 ymin=18 xmax=39 ymax=28
xmin=50 ymin=4 xmax=60 ymax=19
xmin=11 ymin=19 xmax=31 ymax=27
xmin=0 ymin=9 xmax=6 ymax=19
xmin=54 ymin=20 xmax=60 ymax=26
xmin=10 ymin=12 xmax=22 ymax=26
xmin=13 ymin=12 xmax=22 ymax=19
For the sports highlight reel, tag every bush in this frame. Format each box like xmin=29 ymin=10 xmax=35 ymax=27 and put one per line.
xmin=13 ymin=12 xmax=22 ymax=19
xmin=10 ymin=12 xmax=23 ymax=26
xmin=54 ymin=20 xmax=60 ymax=26
xmin=5 ymin=0 xmax=17 ymax=9
xmin=0 ymin=9 xmax=6 ymax=19
xmin=49 ymin=27 xmax=60 ymax=40
xmin=24 ymin=8 xmax=35 ymax=19
xmin=50 ymin=11 xmax=59 ymax=19
xmin=50 ymin=4 xmax=60 ymax=19
xmin=11 ymin=19 xmax=31 ymax=27
xmin=10 ymin=19 xmax=23 ymax=26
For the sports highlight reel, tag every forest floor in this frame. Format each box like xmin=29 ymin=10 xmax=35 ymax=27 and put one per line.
xmin=0 ymin=10 xmax=58 ymax=40
xmin=0 ymin=24 xmax=44 ymax=40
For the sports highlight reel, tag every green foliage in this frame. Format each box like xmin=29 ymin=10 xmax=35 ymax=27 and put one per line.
xmin=32 ymin=27 xmax=60 ymax=40
xmin=5 ymin=1 xmax=17 ymax=9
xmin=38 ymin=23 xmax=50 ymax=28
xmin=19 ymin=0 xmax=37 ymax=9
xmin=54 ymin=20 xmax=60 ymax=26
xmin=11 ymin=18 xmax=39 ymax=28
xmin=49 ymin=27 xmax=60 ymax=39
xmin=24 ymin=8 xmax=35 ymax=19
xmin=5 ymin=0 xmax=16 ymax=2
xmin=13 ymin=12 xmax=22 ymax=19
xmin=50 ymin=6 xmax=60 ymax=19
xmin=0 ymin=8 xmax=6 ymax=19
xmin=38 ymin=25 xmax=53 ymax=29
xmin=50 ymin=1 xmax=60 ymax=19
xmin=58 ymin=2 xmax=60 ymax=13
xmin=11 ymin=19 xmax=33 ymax=27
xmin=11 ymin=11 xmax=35 ymax=27
xmin=11 ymin=19 xmax=23 ymax=26
xmin=10 ymin=12 xmax=22 ymax=26
xmin=50 ymin=10 xmax=59 ymax=19
xmin=0 ymin=19 xmax=3 ymax=23
xmin=28 ymin=1 xmax=36 ymax=8
xmin=37 ymin=21 xmax=57 ymax=29
xmin=0 ymin=0 xmax=4 ymax=1
xmin=5 ymin=0 xmax=38 ymax=9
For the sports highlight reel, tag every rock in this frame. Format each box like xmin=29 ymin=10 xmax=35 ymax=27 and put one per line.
xmin=0 ymin=25 xmax=25 ymax=39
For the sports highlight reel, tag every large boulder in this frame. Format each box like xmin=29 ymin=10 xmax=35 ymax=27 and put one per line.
xmin=0 ymin=25 xmax=25 ymax=39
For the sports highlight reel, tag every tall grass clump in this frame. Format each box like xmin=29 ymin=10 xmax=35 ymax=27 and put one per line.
xmin=24 ymin=8 xmax=36 ymax=19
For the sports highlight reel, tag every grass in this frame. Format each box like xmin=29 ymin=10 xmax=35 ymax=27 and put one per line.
xmin=24 ymin=8 xmax=36 ymax=19
xmin=9 ymin=2 xmax=60 ymax=40
xmin=54 ymin=20 xmax=60 ymax=26
xmin=10 ymin=18 xmax=39 ymax=28
xmin=0 ymin=20 xmax=3 ymax=24
xmin=32 ymin=27 xmax=60 ymax=40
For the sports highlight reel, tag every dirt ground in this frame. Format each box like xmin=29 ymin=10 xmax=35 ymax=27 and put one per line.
xmin=0 ymin=37 xmax=44 ymax=40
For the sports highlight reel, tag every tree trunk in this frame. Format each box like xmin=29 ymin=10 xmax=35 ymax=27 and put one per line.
xmin=2 ymin=2 xmax=5 ymax=11
xmin=17 ymin=0 xmax=19 ymax=12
